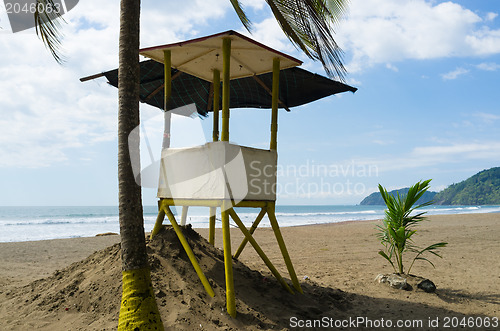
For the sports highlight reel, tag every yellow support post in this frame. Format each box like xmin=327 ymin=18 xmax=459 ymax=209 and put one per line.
xmin=267 ymin=202 xmax=303 ymax=294
xmin=270 ymin=57 xmax=280 ymax=150
xmin=150 ymin=207 xmax=165 ymax=239
xmin=234 ymin=208 xmax=267 ymax=258
xmin=164 ymin=50 xmax=171 ymax=111
xmin=234 ymin=200 xmax=268 ymax=208
xmin=164 ymin=206 xmax=215 ymax=297
xmin=160 ymin=50 xmax=173 ymax=190
xmin=159 ymin=198 xmax=221 ymax=208
xmin=157 ymin=198 xmax=269 ymax=209
xmin=209 ymin=207 xmax=216 ymax=245
xmin=221 ymin=202 xmax=236 ymax=317
xmin=221 ymin=37 xmax=231 ymax=142
xmin=212 ymin=69 xmax=220 ymax=142
xmin=228 ymin=209 xmax=294 ymax=294
xmin=180 ymin=206 xmax=189 ymax=226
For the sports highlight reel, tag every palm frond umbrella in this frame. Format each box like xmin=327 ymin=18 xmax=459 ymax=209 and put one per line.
xmin=82 ymin=59 xmax=356 ymax=115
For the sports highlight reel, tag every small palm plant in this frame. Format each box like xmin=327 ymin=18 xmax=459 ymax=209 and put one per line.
xmin=377 ymin=179 xmax=447 ymax=275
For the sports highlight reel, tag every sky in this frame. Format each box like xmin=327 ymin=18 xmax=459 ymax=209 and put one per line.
xmin=0 ymin=0 xmax=499 ymax=206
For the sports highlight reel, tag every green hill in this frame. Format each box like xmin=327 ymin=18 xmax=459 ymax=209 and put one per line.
xmin=360 ymin=187 xmax=437 ymax=205
xmin=433 ymin=167 xmax=500 ymax=205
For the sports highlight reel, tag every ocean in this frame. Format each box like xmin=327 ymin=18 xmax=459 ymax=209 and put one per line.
xmin=1 ymin=204 xmax=499 ymax=243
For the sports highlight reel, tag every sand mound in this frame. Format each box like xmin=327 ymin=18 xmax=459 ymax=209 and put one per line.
xmin=2 ymin=226 xmax=350 ymax=330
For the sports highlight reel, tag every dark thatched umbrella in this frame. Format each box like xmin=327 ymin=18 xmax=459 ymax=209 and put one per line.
xmin=82 ymin=59 xmax=356 ymax=116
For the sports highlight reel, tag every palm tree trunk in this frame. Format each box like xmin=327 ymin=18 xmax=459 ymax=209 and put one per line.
xmin=117 ymin=0 xmax=163 ymax=329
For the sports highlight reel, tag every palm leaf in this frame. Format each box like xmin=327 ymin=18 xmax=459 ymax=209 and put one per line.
xmin=377 ymin=179 xmax=448 ymax=274
xmin=413 ymin=256 xmax=436 ymax=268
xmin=229 ymin=0 xmax=252 ymax=32
xmin=264 ymin=0 xmax=347 ymax=80
xmin=34 ymin=0 xmax=66 ymax=64
xmin=378 ymin=251 xmax=396 ymax=273
xmin=407 ymin=242 xmax=448 ymax=274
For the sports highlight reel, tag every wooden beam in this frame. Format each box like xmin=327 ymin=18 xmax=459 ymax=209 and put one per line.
xmin=143 ymin=71 xmax=182 ymax=102
xmin=164 ymin=50 xmax=171 ymax=111
xmin=252 ymin=75 xmax=290 ymax=112
xmin=79 ymin=72 xmax=105 ymax=82
xmin=221 ymin=37 xmax=231 ymax=142
xmin=212 ymin=69 xmax=220 ymax=142
xmin=270 ymin=58 xmax=280 ymax=151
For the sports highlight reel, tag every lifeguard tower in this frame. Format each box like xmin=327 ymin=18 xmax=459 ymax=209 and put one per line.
xmin=82 ymin=30 xmax=356 ymax=318
xmin=141 ymin=31 xmax=306 ymax=318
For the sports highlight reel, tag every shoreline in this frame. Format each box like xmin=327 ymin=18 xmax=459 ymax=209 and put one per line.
xmin=2 ymin=208 xmax=500 ymax=244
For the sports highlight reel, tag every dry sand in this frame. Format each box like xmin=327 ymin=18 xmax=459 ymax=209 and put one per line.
xmin=0 ymin=213 xmax=498 ymax=330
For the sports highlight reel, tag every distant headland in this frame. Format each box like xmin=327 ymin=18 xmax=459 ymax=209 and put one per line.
xmin=360 ymin=167 xmax=500 ymax=205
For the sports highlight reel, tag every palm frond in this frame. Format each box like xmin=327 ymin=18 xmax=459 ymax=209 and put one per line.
xmin=264 ymin=0 xmax=347 ymax=80
xmin=407 ymin=242 xmax=447 ymax=274
xmin=229 ymin=0 xmax=252 ymax=32
xmin=34 ymin=0 xmax=66 ymax=64
xmin=377 ymin=180 xmax=447 ymax=274
xmin=378 ymin=251 xmax=396 ymax=273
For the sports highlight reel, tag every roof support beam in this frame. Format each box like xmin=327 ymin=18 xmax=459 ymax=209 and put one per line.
xmin=212 ymin=69 xmax=220 ymax=142
xmin=221 ymin=38 xmax=231 ymax=142
xmin=175 ymin=48 xmax=216 ymax=70
xmin=164 ymin=50 xmax=172 ymax=111
xmin=162 ymin=50 xmax=172 ymax=150
xmin=252 ymin=75 xmax=290 ymax=112
xmin=79 ymin=72 xmax=105 ymax=82
xmin=270 ymin=57 xmax=280 ymax=151
xmin=143 ymin=71 xmax=182 ymax=102
xmin=230 ymin=54 xmax=257 ymax=76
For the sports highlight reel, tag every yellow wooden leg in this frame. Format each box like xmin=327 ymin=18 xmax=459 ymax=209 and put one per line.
xmin=164 ymin=206 xmax=215 ymax=297
xmin=267 ymin=203 xmax=303 ymax=294
xmin=150 ymin=208 xmax=165 ymax=239
xmin=209 ymin=207 xmax=216 ymax=245
xmin=270 ymin=57 xmax=280 ymax=150
xmin=234 ymin=208 xmax=266 ymax=259
xmin=221 ymin=204 xmax=236 ymax=317
xmin=180 ymin=206 xmax=189 ymax=226
xmin=221 ymin=37 xmax=231 ymax=142
xmin=228 ymin=209 xmax=294 ymax=294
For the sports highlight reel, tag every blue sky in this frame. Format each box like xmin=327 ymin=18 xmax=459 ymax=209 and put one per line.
xmin=0 ymin=0 xmax=499 ymax=206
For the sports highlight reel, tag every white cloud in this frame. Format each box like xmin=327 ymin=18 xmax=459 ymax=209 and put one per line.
xmin=337 ymin=0 xmax=500 ymax=72
xmin=441 ymin=67 xmax=469 ymax=80
xmin=486 ymin=12 xmax=498 ymax=22
xmin=465 ymin=27 xmax=500 ymax=55
xmin=346 ymin=77 xmax=362 ymax=86
xmin=372 ymin=139 xmax=394 ymax=146
xmin=385 ymin=63 xmax=398 ymax=72
xmin=0 ymin=2 xmax=9 ymax=32
xmin=452 ymin=112 xmax=500 ymax=129
xmin=241 ymin=0 xmax=266 ymax=11
xmin=1 ymin=0 xmax=498 ymax=171
xmin=238 ymin=16 xmax=298 ymax=56
xmin=472 ymin=112 xmax=500 ymax=124
xmin=355 ymin=142 xmax=500 ymax=173
xmin=0 ymin=0 xmax=237 ymax=168
xmin=140 ymin=0 xmax=231 ymax=46
xmin=476 ymin=62 xmax=500 ymax=71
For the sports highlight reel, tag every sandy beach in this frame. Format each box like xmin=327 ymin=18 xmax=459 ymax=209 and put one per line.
xmin=0 ymin=213 xmax=498 ymax=330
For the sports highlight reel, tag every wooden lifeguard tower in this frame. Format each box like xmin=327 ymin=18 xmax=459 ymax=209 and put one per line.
xmin=140 ymin=31 xmax=304 ymax=317
xmin=82 ymin=30 xmax=356 ymax=318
